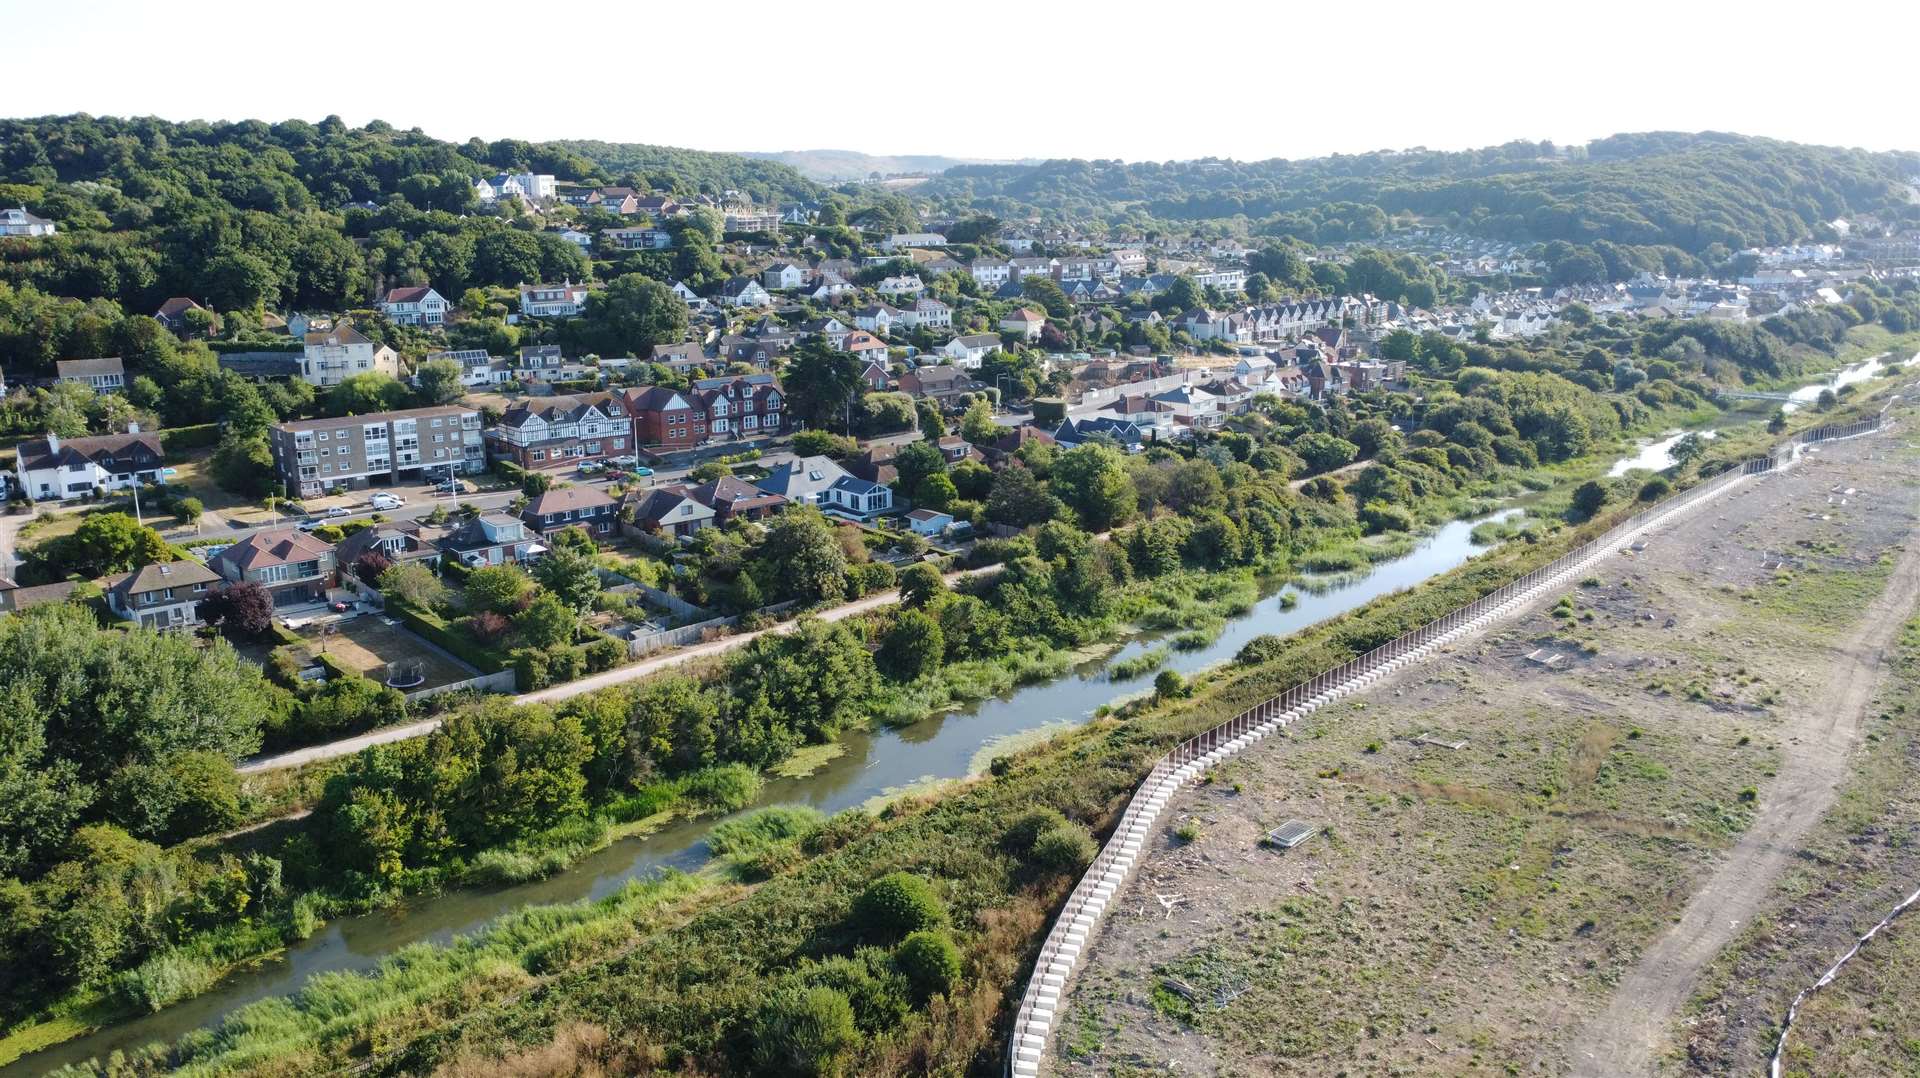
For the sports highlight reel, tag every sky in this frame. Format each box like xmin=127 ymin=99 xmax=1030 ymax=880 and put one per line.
xmin=5 ymin=0 xmax=1919 ymax=163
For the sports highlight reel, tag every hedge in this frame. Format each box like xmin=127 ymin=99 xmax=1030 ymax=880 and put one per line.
xmin=388 ymin=600 xmax=510 ymax=673
xmin=160 ymin=423 xmax=222 ymax=455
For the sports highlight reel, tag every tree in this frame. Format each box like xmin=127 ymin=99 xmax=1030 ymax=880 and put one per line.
xmin=757 ymin=510 xmax=848 ymax=604
xmin=893 ymin=441 xmax=945 ymax=500
xmin=377 ymin=562 xmax=449 ymax=609
xmin=897 ymin=563 xmax=946 ymax=609
xmin=532 ymin=544 xmax=601 ymax=613
xmin=353 ymin=551 xmax=393 ymax=586
xmin=465 ymin=565 xmax=533 ymax=614
xmin=1050 ymin=444 xmax=1136 ymax=531
xmin=1570 ymin=479 xmax=1609 ymax=521
xmin=985 ymin=465 xmax=1060 ymax=528
xmin=1021 ymin=276 xmax=1072 ymax=319
xmin=518 ymin=592 xmax=577 ymax=649
xmin=784 ymin=343 xmax=866 ymax=431
xmin=751 ymin=985 xmax=858 ymax=1078
xmin=1161 ymin=459 xmax=1225 ymax=514
xmin=33 ymin=513 xmax=169 ymax=579
xmin=173 ymin=496 xmax=204 ymax=526
xmin=1292 ymin=432 xmax=1359 ymax=475
xmin=327 ymin=372 xmax=409 ymax=416
xmin=472 ymin=229 xmax=544 ymax=287
xmin=413 ymin=358 xmax=465 ymax=405
xmin=1153 ymin=669 xmax=1187 ymax=702
xmin=914 ymin=399 xmax=945 ymax=439
xmin=878 ymin=610 xmax=945 ymax=681
xmin=211 ymin=433 xmax=277 ymax=497
xmin=583 ymin=274 xmax=688 ymax=355
xmin=915 ymin=472 xmax=957 ymax=511
xmin=1669 ymin=432 xmax=1708 ymax=469
xmin=960 ymin=397 xmax=998 ymax=445
xmin=199 ymin=582 xmax=274 ymax=638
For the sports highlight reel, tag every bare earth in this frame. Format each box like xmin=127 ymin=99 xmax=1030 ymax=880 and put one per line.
xmin=1052 ymin=419 xmax=1919 ymax=1077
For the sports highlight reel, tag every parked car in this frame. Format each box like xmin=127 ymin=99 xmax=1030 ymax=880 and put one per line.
xmin=325 ymin=506 xmax=350 ymax=518
xmin=630 ymin=465 xmax=654 ymax=477
xmin=577 ymin=461 xmax=602 ymax=475
xmin=436 ymin=478 xmax=470 ymax=494
xmin=297 ymin=519 xmax=323 ymax=532
xmin=369 ymin=493 xmax=404 ymax=510
xmin=607 ymin=455 xmax=639 ymax=466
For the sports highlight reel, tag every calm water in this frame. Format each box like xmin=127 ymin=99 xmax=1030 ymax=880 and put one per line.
xmin=1781 ymin=349 xmax=1917 ymax=412
xmin=12 ymin=513 xmax=1518 ymax=1075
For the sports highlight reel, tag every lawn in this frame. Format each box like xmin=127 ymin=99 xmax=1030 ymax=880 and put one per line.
xmin=294 ymin=614 xmax=480 ymax=692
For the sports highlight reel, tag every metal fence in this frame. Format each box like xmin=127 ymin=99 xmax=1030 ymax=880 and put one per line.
xmin=1003 ymin=409 xmax=1891 ymax=1077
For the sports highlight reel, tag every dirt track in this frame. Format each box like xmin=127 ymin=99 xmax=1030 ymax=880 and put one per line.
xmin=1571 ymin=450 xmax=1920 ymax=1075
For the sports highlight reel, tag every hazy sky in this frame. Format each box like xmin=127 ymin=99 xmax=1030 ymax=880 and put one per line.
xmin=6 ymin=0 xmax=1918 ymax=162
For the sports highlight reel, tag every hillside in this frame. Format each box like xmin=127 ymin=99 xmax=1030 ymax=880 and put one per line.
xmin=922 ymin=132 xmax=1920 ymax=255
xmin=739 ymin=148 xmax=1024 ymax=182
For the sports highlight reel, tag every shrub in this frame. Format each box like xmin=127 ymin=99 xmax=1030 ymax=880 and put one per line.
xmin=801 ymin=808 xmax=877 ymax=855
xmin=751 ymin=985 xmax=858 ymax=1077
xmin=1003 ymin=807 xmax=1068 ymax=851
xmin=1638 ymin=476 xmax=1671 ymax=502
xmin=353 ymin=551 xmax=393 ymax=586
xmin=466 ymin=610 xmax=510 ymax=643
xmin=118 ymin=950 xmax=219 ymax=1013
xmin=895 ymin=930 xmax=962 ymax=1002
xmin=1236 ymin=633 xmax=1287 ymax=666
xmin=1030 ymin=821 xmax=1096 ymax=872
xmin=803 ymin=950 xmax=910 ymax=1034
xmin=1153 ymin=669 xmax=1187 ymax=702
xmin=853 ymin=872 xmax=948 ymax=938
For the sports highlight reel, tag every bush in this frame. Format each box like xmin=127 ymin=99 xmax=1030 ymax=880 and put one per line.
xmin=466 ymin=610 xmax=509 ymax=643
xmin=751 ymin=985 xmax=859 ymax=1077
xmin=118 ymin=949 xmax=219 ymax=1013
xmin=802 ymin=808 xmax=877 ymax=855
xmin=1030 ymin=821 xmax=1096 ymax=872
xmin=1153 ymin=669 xmax=1188 ymax=702
xmin=895 ymin=930 xmax=962 ymax=1002
xmin=853 ymin=872 xmax=947 ymax=938
xmin=1003 ymin=807 xmax=1068 ymax=851
xmin=1638 ymin=476 xmax=1671 ymax=502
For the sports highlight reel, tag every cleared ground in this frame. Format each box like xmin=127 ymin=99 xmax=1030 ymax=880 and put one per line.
xmin=295 ymin=614 xmax=477 ymax=692
xmin=1052 ymin=416 xmax=1919 ymax=1076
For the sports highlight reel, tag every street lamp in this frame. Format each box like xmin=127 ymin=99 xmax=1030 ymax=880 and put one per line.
xmin=995 ymin=375 xmax=1015 ymax=415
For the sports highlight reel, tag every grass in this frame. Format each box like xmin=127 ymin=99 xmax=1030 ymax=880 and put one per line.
xmin=769 ymin=742 xmax=847 ymax=779
xmin=1108 ymin=646 xmax=1170 ymax=681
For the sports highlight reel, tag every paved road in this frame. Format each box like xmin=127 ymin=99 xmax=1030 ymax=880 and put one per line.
xmin=235 ymin=563 xmax=1003 ymax=774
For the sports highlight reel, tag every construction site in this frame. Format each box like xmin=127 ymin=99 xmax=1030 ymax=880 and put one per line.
xmin=1047 ymin=393 xmax=1920 ymax=1076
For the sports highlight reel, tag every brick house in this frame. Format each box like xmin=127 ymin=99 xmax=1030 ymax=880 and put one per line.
xmin=210 ymin=529 xmax=339 ymax=608
xmin=485 ymin=392 xmax=632 ymax=471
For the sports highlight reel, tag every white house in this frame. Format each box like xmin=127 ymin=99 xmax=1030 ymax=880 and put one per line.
xmin=1000 ymin=307 xmax=1046 ymax=342
xmin=717 ymin=277 xmax=773 ymax=308
xmin=14 ymin=429 xmax=166 ymax=502
xmin=762 ymin=262 xmax=808 ymax=291
xmin=875 ymin=274 xmax=925 ymax=298
xmin=303 ymin=326 xmax=401 ymax=387
xmin=379 ymin=285 xmax=448 ymax=326
xmin=881 ymin=233 xmax=946 ymax=252
xmin=901 ymin=296 xmax=952 ymax=330
xmin=519 ymin=280 xmax=592 ymax=319
xmin=854 ymin=303 xmax=900 ymax=335
xmin=970 ymin=258 xmax=1012 ymax=290
xmin=0 ymin=207 xmax=56 ymax=237
xmin=941 ymin=333 xmax=1001 ymax=369
xmin=906 ymin=508 xmax=955 ymax=536
xmin=55 ymin=357 xmax=126 ymax=393
xmin=603 ymin=227 xmax=673 ymax=251
xmin=553 ymin=228 xmax=593 ymax=252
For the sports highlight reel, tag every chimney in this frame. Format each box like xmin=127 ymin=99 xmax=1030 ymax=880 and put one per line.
xmin=127 ymin=421 xmax=140 ymax=434
xmin=45 ymin=431 xmax=58 ymax=452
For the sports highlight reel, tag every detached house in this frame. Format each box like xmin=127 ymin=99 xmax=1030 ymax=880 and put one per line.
xmin=603 ymin=227 xmax=673 ymax=251
xmin=901 ymin=296 xmax=952 ymax=330
xmin=521 ymin=485 xmax=617 ymax=538
xmin=211 ymin=529 xmax=338 ymax=608
xmin=854 ymin=303 xmax=901 ymax=335
xmin=624 ymin=484 xmax=715 ymax=539
xmin=519 ymin=280 xmax=591 ymax=319
xmin=762 ymin=262 xmax=808 ymax=291
xmin=897 ymin=365 xmax=979 ymax=407
xmin=107 ymin=560 xmax=221 ymax=630
xmin=336 ymin=519 xmax=448 ymax=572
xmin=14 ymin=430 xmax=165 ymax=501
xmin=56 ymin=357 xmax=126 ymax=393
xmin=486 ymin=392 xmax=632 ymax=470
xmin=688 ymin=475 xmax=786 ymax=523
xmin=875 ymin=275 xmax=925 ymax=298
xmin=379 ymin=285 xmax=448 ymax=327
xmin=302 ymin=326 xmax=401 ymax=387
xmin=717 ymin=276 xmax=773 ymax=308
xmin=154 ymin=297 xmax=215 ymax=335
xmin=441 ymin=512 xmax=546 ymax=567
xmin=941 ymin=333 xmax=1001 ymax=369
xmin=1000 ymin=307 xmax=1046 ymax=341
xmin=754 ymin=457 xmax=894 ymax=520
xmin=0 ymin=207 xmax=56 ymax=236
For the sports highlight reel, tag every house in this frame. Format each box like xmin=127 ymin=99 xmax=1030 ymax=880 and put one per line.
xmin=625 ymin=484 xmax=716 ymax=538
xmin=154 ymin=297 xmax=215 ymax=335
xmin=519 ymin=280 xmax=591 ymax=319
xmin=626 ymin=373 xmax=784 ymax=448
xmin=844 ymin=444 xmax=899 ymax=486
xmin=603 ymin=227 xmax=673 ymax=251
xmin=517 ymin=344 xmax=567 ymax=378
xmin=440 ymin=512 xmax=546 ymax=567
xmin=651 ymin=341 xmax=707 ymax=372
xmin=0 ymin=579 xmax=81 ymax=614
xmin=717 ymin=276 xmax=773 ymax=308
xmin=723 ymin=209 xmax=783 ymax=233
xmin=14 ymin=429 xmax=165 ymax=501
xmin=902 ymin=296 xmax=952 ymax=330
xmin=802 ymin=270 xmax=856 ymax=302
xmin=859 ymin=358 xmax=892 ymax=391
xmin=854 ymin=303 xmax=901 ymax=335
xmin=941 ymin=333 xmax=1001 ymax=369
xmin=1233 ymin=354 xmax=1277 ymax=389
xmin=486 ymin=392 xmax=632 ymax=470
xmin=521 ymin=485 xmax=617 ymax=538
xmin=1 ymin=207 xmax=55 ymax=236
xmin=800 ymin=316 xmax=850 ymax=343
xmin=1052 ymin=416 xmax=1146 ymax=451
xmin=106 ymin=560 xmax=221 ymax=630
xmin=981 ymin=423 xmax=1056 ymax=464
xmin=269 ymin=405 xmax=483 ymax=498
xmin=379 ymin=285 xmax=449 ymax=327
xmin=875 ymin=275 xmax=925 ymax=299
xmin=721 ymin=333 xmax=789 ymax=367
xmin=55 ymin=357 xmax=126 ymax=393
xmin=1180 ymin=307 xmax=1249 ymax=342
xmin=906 ymin=508 xmax=955 ymax=536
xmin=897 ymin=365 xmax=978 ymax=406
xmin=1098 ymin=394 xmax=1178 ymax=435
xmin=1150 ymin=385 xmax=1223 ymax=428
xmin=426 ymin=348 xmax=511 ymax=388
xmin=934 ymin=435 xmax=986 ymax=466
xmin=211 ymin=529 xmax=338 ymax=608
xmin=687 ymin=475 xmax=786 ymax=523
xmin=970 ymin=259 xmax=1012 ymax=290
xmin=754 ymin=456 xmax=894 ymax=520
xmin=1000 ymin=307 xmax=1046 ymax=341
xmin=302 ymin=326 xmax=401 ymax=387
xmin=762 ymin=262 xmax=808 ymax=291
xmin=881 ymin=233 xmax=946 ymax=252
xmin=553 ymin=228 xmax=593 ymax=252
xmin=336 ymin=519 xmax=448 ymax=572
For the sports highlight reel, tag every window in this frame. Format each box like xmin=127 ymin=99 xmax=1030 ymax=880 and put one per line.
xmin=531 ymin=449 xmax=546 ymax=461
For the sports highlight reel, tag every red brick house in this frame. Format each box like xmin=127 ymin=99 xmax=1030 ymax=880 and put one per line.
xmin=485 ymin=392 xmax=632 ymax=470
xmin=626 ymin=374 xmax=786 ymax=449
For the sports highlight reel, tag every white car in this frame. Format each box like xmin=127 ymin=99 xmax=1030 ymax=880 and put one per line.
xmin=325 ymin=506 xmax=350 ymax=518
xmin=607 ymin=455 xmax=639 ymax=466
xmin=369 ymin=494 xmax=405 ymax=510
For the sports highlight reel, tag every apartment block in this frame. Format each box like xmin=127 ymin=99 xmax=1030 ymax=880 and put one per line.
xmin=270 ymin=405 xmax=484 ymax=498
